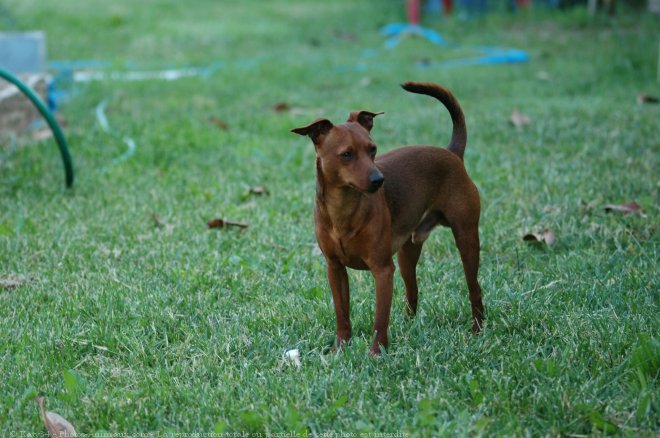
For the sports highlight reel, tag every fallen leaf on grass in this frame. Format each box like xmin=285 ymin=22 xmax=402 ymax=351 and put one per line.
xmin=603 ymin=201 xmax=643 ymax=215
xmin=207 ymin=218 xmax=249 ymax=229
xmin=209 ymin=116 xmax=229 ymax=131
xmin=151 ymin=212 xmax=165 ymax=228
xmin=523 ymin=229 xmax=556 ymax=246
xmin=149 ymin=213 xmax=173 ymax=233
xmin=273 ymin=102 xmax=316 ymax=115
xmin=248 ymin=185 xmax=270 ymax=196
xmin=273 ymin=102 xmax=291 ymax=113
xmin=37 ymin=396 xmax=77 ymax=437
xmin=509 ymin=109 xmax=531 ymax=128
xmin=637 ymin=94 xmax=659 ymax=104
xmin=0 ymin=274 xmax=27 ymax=289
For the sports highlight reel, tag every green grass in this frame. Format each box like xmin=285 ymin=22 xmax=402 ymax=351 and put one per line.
xmin=1 ymin=0 xmax=658 ymax=435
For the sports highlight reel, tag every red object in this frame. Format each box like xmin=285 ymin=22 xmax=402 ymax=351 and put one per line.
xmin=443 ymin=0 xmax=453 ymax=14
xmin=407 ymin=0 xmax=420 ymax=25
xmin=517 ymin=0 xmax=531 ymax=6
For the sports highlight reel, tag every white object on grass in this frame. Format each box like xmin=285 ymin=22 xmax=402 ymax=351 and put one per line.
xmin=74 ymin=68 xmax=199 ymax=82
xmin=285 ymin=349 xmax=301 ymax=368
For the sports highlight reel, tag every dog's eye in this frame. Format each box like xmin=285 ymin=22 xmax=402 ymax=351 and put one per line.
xmin=339 ymin=151 xmax=353 ymax=160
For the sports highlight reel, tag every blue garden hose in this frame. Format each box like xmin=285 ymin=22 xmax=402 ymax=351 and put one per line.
xmin=0 ymin=67 xmax=74 ymax=188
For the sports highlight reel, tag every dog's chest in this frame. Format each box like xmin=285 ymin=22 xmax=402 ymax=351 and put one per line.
xmin=317 ymin=227 xmax=370 ymax=270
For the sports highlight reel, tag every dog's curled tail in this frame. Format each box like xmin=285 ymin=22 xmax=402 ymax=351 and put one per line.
xmin=401 ymin=82 xmax=467 ymax=160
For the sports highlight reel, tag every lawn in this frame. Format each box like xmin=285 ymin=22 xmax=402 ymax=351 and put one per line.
xmin=1 ymin=0 xmax=658 ymax=435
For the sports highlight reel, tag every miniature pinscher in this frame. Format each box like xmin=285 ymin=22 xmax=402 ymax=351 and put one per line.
xmin=292 ymin=82 xmax=484 ymax=355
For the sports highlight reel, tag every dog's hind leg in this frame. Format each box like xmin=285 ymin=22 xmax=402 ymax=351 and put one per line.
xmin=451 ymin=223 xmax=485 ymax=332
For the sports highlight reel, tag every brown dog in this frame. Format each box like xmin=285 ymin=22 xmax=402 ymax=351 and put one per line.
xmin=292 ymin=82 xmax=484 ymax=355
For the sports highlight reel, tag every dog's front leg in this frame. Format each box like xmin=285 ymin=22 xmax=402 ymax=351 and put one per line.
xmin=326 ymin=258 xmax=352 ymax=348
xmin=370 ymin=262 xmax=395 ymax=355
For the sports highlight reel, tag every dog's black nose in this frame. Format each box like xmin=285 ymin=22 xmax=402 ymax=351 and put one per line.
xmin=368 ymin=170 xmax=384 ymax=191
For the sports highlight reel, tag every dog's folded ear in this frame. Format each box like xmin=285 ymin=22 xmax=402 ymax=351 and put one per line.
xmin=291 ymin=118 xmax=334 ymax=145
xmin=347 ymin=110 xmax=384 ymax=132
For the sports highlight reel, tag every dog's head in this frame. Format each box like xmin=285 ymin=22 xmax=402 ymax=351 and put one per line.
xmin=292 ymin=110 xmax=385 ymax=193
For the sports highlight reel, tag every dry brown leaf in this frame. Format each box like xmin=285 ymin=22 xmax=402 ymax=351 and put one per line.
xmin=274 ymin=102 xmax=318 ymax=114
xmin=209 ymin=116 xmax=229 ymax=131
xmin=151 ymin=212 xmax=165 ymax=228
xmin=273 ymin=102 xmax=291 ymax=113
xmin=509 ymin=109 xmax=531 ymax=128
xmin=207 ymin=218 xmax=249 ymax=229
xmin=0 ymin=274 xmax=27 ymax=289
xmin=637 ymin=94 xmax=659 ymax=104
xmin=523 ymin=229 xmax=556 ymax=246
xmin=149 ymin=213 xmax=173 ymax=233
xmin=603 ymin=201 xmax=643 ymax=215
xmin=37 ymin=396 xmax=77 ymax=437
xmin=248 ymin=185 xmax=270 ymax=196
